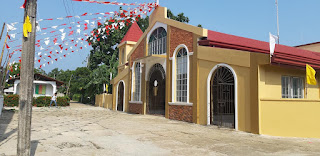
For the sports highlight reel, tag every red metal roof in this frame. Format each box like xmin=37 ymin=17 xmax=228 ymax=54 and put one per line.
xmin=198 ymin=30 xmax=320 ymax=70
xmin=120 ymin=22 xmax=143 ymax=43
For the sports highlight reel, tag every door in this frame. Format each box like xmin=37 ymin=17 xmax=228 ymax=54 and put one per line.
xmin=148 ymin=64 xmax=165 ymax=115
xmin=210 ymin=66 xmax=235 ymax=128
xmin=117 ymin=82 xmax=124 ymax=111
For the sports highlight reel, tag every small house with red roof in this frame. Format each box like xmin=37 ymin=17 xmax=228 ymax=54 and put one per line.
xmin=111 ymin=6 xmax=320 ymax=139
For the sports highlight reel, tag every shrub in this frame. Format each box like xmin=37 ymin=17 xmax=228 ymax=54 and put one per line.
xmin=4 ymin=95 xmax=70 ymax=107
xmin=72 ymin=94 xmax=81 ymax=102
xmin=33 ymin=96 xmax=51 ymax=107
xmin=57 ymin=96 xmax=70 ymax=106
xmin=4 ymin=95 xmax=19 ymax=107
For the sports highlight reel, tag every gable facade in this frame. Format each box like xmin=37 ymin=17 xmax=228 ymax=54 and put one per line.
xmin=111 ymin=6 xmax=320 ymax=139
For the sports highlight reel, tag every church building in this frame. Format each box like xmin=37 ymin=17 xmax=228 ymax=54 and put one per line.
xmin=111 ymin=6 xmax=320 ymax=138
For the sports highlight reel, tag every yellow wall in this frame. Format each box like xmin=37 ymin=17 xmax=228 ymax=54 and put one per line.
xmin=296 ymin=43 xmax=320 ymax=53
xmin=259 ymin=65 xmax=320 ymax=138
xmin=197 ymin=46 xmax=269 ymax=133
xmin=95 ymin=94 xmax=113 ymax=109
xmin=112 ymin=68 xmax=130 ymax=112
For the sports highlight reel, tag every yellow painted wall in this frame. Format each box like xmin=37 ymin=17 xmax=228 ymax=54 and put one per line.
xmin=197 ymin=46 xmax=269 ymax=133
xmin=296 ymin=43 xmax=320 ymax=53
xmin=95 ymin=94 xmax=113 ymax=109
xmin=259 ymin=65 xmax=320 ymax=138
xmin=112 ymin=70 xmax=130 ymax=112
xmin=95 ymin=94 xmax=102 ymax=107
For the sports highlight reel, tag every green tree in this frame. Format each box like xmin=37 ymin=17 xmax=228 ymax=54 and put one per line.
xmin=167 ymin=9 xmax=190 ymax=23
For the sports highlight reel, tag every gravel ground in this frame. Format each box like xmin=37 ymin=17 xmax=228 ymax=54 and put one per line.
xmin=1 ymin=102 xmax=320 ymax=156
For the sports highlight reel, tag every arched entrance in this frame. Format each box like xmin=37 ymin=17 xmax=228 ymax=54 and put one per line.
xmin=207 ymin=64 xmax=237 ymax=129
xmin=117 ymin=81 xmax=125 ymax=111
xmin=148 ymin=63 xmax=165 ymax=115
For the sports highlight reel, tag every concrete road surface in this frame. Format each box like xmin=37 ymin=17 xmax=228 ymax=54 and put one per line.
xmin=1 ymin=102 xmax=320 ymax=156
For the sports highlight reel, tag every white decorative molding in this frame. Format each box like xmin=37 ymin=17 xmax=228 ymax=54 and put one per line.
xmin=129 ymin=101 xmax=143 ymax=104
xmin=171 ymin=44 xmax=190 ymax=103
xmin=206 ymin=63 xmax=238 ymax=130
xmin=146 ymin=22 xmax=167 ymax=44
xmin=168 ymin=102 xmax=193 ymax=106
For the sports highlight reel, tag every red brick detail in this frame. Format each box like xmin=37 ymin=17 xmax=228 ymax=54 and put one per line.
xmin=169 ymin=27 xmax=193 ymax=57
xmin=169 ymin=105 xmax=193 ymax=123
xmin=130 ymin=38 xmax=145 ymax=67
xmin=129 ymin=103 xmax=143 ymax=114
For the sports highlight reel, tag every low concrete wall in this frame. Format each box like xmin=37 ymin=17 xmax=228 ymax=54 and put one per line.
xmin=95 ymin=94 xmax=113 ymax=109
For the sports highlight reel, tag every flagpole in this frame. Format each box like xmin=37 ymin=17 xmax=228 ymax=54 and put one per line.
xmin=276 ymin=0 xmax=280 ymax=44
xmin=0 ymin=32 xmax=8 ymax=65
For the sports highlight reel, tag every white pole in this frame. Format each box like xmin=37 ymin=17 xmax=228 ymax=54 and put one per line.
xmin=157 ymin=0 xmax=159 ymax=5
xmin=276 ymin=0 xmax=280 ymax=44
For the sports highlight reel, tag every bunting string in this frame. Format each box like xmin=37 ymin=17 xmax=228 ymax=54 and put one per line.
xmin=6 ymin=1 xmax=158 ymax=72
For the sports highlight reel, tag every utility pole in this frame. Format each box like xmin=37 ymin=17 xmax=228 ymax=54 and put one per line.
xmin=0 ymin=23 xmax=5 ymax=41
xmin=276 ymin=0 xmax=280 ymax=44
xmin=17 ymin=0 xmax=37 ymax=155
xmin=66 ymin=74 xmax=73 ymax=97
xmin=0 ymin=32 xmax=8 ymax=65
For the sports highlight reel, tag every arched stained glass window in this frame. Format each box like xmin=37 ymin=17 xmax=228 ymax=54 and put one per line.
xmin=134 ymin=62 xmax=141 ymax=101
xmin=148 ymin=27 xmax=167 ymax=55
xmin=176 ymin=48 xmax=188 ymax=102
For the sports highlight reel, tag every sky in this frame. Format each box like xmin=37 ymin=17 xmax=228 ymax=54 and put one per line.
xmin=0 ymin=0 xmax=319 ymax=73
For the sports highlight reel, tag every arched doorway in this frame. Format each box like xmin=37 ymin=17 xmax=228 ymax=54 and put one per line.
xmin=208 ymin=64 xmax=236 ymax=129
xmin=117 ymin=81 xmax=125 ymax=111
xmin=148 ymin=63 xmax=165 ymax=115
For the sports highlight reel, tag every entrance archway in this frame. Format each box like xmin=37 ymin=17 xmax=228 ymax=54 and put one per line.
xmin=117 ymin=81 xmax=125 ymax=112
xmin=148 ymin=63 xmax=165 ymax=115
xmin=207 ymin=64 xmax=238 ymax=129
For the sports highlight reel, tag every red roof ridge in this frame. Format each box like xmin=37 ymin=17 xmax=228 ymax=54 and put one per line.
xmin=199 ymin=30 xmax=320 ymax=70
xmin=120 ymin=22 xmax=143 ymax=43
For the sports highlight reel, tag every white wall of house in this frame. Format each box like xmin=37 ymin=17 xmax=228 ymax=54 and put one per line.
xmin=13 ymin=80 xmax=57 ymax=97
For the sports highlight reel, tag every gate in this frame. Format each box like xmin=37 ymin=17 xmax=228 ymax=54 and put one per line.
xmin=210 ymin=66 xmax=235 ymax=128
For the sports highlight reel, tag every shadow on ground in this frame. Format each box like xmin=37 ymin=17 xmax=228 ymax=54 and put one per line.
xmin=31 ymin=140 xmax=39 ymax=156
xmin=0 ymin=109 xmax=16 ymax=143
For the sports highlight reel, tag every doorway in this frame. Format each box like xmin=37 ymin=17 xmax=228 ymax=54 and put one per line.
xmin=117 ymin=81 xmax=124 ymax=111
xmin=148 ymin=63 xmax=165 ymax=115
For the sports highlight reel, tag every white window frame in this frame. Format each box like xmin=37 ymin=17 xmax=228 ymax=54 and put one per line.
xmin=131 ymin=62 xmax=142 ymax=102
xmin=170 ymin=44 xmax=192 ymax=104
xmin=281 ymin=76 xmax=304 ymax=99
xmin=148 ymin=27 xmax=167 ymax=55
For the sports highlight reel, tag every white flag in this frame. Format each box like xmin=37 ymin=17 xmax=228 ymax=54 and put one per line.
xmin=6 ymin=24 xmax=17 ymax=32
xmin=59 ymin=29 xmax=65 ymax=33
xmin=61 ymin=33 xmax=66 ymax=40
xmin=44 ymin=40 xmax=50 ymax=45
xmin=36 ymin=22 xmax=41 ymax=32
xmin=269 ymin=32 xmax=278 ymax=56
xmin=10 ymin=34 xmax=16 ymax=39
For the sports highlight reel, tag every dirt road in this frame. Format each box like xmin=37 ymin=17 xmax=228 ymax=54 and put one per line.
xmin=1 ymin=102 xmax=320 ymax=156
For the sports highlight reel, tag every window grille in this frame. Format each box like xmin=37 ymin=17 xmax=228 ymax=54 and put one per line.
xmin=134 ymin=63 xmax=141 ymax=101
xmin=176 ymin=48 xmax=188 ymax=102
xmin=148 ymin=27 xmax=167 ymax=55
xmin=281 ymin=76 xmax=304 ymax=98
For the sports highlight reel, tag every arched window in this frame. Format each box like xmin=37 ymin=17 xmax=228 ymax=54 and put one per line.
xmin=134 ymin=62 xmax=141 ymax=101
xmin=148 ymin=27 xmax=167 ymax=55
xmin=176 ymin=48 xmax=188 ymax=102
